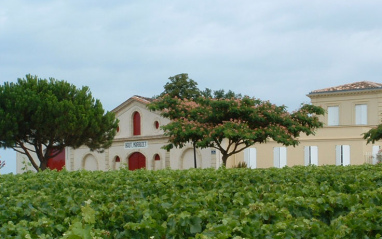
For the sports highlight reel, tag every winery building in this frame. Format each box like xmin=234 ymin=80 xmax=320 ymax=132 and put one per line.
xmin=16 ymin=81 xmax=382 ymax=172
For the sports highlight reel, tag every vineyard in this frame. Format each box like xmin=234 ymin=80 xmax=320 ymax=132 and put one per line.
xmin=1 ymin=164 xmax=382 ymax=238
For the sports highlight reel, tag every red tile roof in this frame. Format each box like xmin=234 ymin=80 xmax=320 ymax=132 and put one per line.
xmin=112 ymin=95 xmax=153 ymax=113
xmin=311 ymin=81 xmax=382 ymax=94
xmin=132 ymin=95 xmax=154 ymax=103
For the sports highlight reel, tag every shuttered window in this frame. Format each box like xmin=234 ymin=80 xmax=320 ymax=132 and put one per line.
xmin=328 ymin=106 xmax=339 ymax=126
xmin=244 ymin=148 xmax=256 ymax=169
xmin=335 ymin=145 xmax=350 ymax=166
xmin=372 ymin=145 xmax=380 ymax=165
xmin=304 ymin=146 xmax=318 ymax=166
xmin=355 ymin=104 xmax=367 ymax=125
xmin=274 ymin=147 xmax=287 ymax=168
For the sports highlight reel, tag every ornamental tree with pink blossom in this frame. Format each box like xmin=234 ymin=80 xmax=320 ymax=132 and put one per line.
xmin=149 ymin=94 xmax=325 ymax=166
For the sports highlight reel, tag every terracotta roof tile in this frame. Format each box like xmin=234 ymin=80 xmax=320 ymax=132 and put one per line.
xmin=311 ymin=81 xmax=382 ymax=93
xmin=132 ymin=95 xmax=154 ymax=103
xmin=111 ymin=95 xmax=153 ymax=113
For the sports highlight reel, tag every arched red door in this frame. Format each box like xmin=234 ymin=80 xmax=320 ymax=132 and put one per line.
xmin=47 ymin=149 xmax=65 ymax=171
xmin=128 ymin=152 xmax=146 ymax=170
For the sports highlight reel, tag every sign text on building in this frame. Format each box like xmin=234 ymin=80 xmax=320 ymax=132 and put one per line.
xmin=124 ymin=141 xmax=148 ymax=149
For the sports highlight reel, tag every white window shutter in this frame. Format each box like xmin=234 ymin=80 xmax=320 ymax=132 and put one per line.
xmin=244 ymin=148 xmax=257 ymax=169
xmin=372 ymin=145 xmax=380 ymax=165
xmin=280 ymin=147 xmax=287 ymax=167
xmin=244 ymin=148 xmax=249 ymax=166
xmin=274 ymin=147 xmax=280 ymax=168
xmin=342 ymin=145 xmax=350 ymax=166
xmin=249 ymin=148 xmax=257 ymax=169
xmin=335 ymin=145 xmax=342 ymax=165
xmin=311 ymin=146 xmax=318 ymax=165
xmin=304 ymin=146 xmax=310 ymax=166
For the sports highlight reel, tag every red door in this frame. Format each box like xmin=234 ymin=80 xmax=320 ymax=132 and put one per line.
xmin=128 ymin=152 xmax=146 ymax=170
xmin=47 ymin=149 xmax=65 ymax=171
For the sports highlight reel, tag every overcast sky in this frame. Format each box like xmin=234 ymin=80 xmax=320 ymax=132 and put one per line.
xmin=1 ymin=0 xmax=382 ymax=173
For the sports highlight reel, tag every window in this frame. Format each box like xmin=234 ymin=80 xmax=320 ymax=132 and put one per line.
xmin=328 ymin=106 xmax=339 ymax=126
xmin=244 ymin=148 xmax=256 ymax=169
xmin=372 ymin=145 xmax=380 ymax=165
xmin=114 ymin=156 xmax=121 ymax=170
xmin=355 ymin=104 xmax=367 ymax=125
xmin=274 ymin=147 xmax=287 ymax=168
xmin=154 ymin=154 xmax=160 ymax=161
xmin=335 ymin=145 xmax=350 ymax=166
xmin=304 ymin=146 xmax=318 ymax=166
xmin=133 ymin=111 xmax=141 ymax=135
xmin=154 ymin=121 xmax=159 ymax=129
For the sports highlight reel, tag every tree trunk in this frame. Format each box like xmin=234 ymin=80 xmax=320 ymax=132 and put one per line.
xmin=193 ymin=142 xmax=197 ymax=168
xmin=39 ymin=158 xmax=48 ymax=171
xmin=222 ymin=154 xmax=229 ymax=167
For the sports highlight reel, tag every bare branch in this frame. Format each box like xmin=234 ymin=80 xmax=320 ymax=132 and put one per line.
xmin=18 ymin=142 xmax=39 ymax=171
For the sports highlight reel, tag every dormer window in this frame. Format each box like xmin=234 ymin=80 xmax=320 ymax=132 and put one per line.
xmin=133 ymin=111 xmax=141 ymax=135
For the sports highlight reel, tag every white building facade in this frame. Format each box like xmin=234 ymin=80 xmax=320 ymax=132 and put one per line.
xmin=16 ymin=96 xmax=220 ymax=173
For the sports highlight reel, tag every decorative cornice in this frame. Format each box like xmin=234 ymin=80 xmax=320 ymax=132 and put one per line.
xmin=311 ymin=81 xmax=382 ymax=93
xmin=307 ymin=87 xmax=382 ymax=98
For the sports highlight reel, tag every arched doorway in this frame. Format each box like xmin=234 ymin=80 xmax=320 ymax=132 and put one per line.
xmin=129 ymin=152 xmax=146 ymax=170
xmin=153 ymin=153 xmax=162 ymax=170
xmin=181 ymin=148 xmax=201 ymax=169
xmin=113 ymin=156 xmax=121 ymax=170
xmin=83 ymin=154 xmax=98 ymax=171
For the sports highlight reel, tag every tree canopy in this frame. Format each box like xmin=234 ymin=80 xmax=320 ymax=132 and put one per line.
xmin=157 ymin=73 xmax=201 ymax=99
xmin=149 ymin=88 xmax=325 ymax=166
xmin=363 ymin=125 xmax=382 ymax=144
xmin=0 ymin=74 xmax=119 ymax=171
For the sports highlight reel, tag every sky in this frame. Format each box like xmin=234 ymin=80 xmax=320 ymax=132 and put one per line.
xmin=1 ymin=0 xmax=382 ymax=174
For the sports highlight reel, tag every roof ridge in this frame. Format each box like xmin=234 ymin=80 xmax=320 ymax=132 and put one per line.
xmin=132 ymin=95 xmax=154 ymax=103
xmin=111 ymin=95 xmax=153 ymax=113
xmin=310 ymin=81 xmax=382 ymax=93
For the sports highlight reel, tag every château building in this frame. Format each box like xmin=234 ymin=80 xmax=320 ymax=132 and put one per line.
xmin=16 ymin=81 xmax=382 ymax=172
xmin=237 ymin=81 xmax=382 ymax=168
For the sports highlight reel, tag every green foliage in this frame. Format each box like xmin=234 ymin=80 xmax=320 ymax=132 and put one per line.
xmin=1 ymin=165 xmax=382 ymax=238
xmin=157 ymin=73 xmax=201 ymax=99
xmin=200 ymin=88 xmax=242 ymax=99
xmin=149 ymin=74 xmax=324 ymax=166
xmin=233 ymin=162 xmax=248 ymax=168
xmin=0 ymin=75 xmax=119 ymax=171
xmin=151 ymin=94 xmax=324 ymax=165
xmin=364 ymin=124 xmax=382 ymax=144
xmin=63 ymin=200 xmax=108 ymax=239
